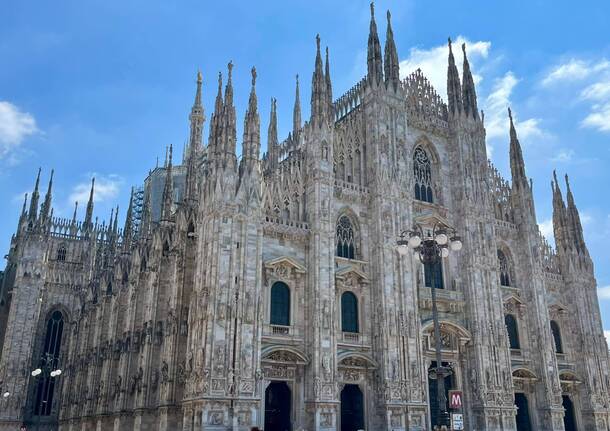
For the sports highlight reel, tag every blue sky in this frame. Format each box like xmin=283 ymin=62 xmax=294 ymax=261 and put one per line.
xmin=1 ymin=1 xmax=610 ymax=329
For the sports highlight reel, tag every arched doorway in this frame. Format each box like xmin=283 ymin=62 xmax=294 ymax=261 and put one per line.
xmin=340 ymin=384 xmax=364 ymax=431
xmin=264 ymin=381 xmax=291 ymax=431
xmin=514 ymin=393 xmax=532 ymax=431
xmin=427 ymin=361 xmax=454 ymax=428
xmin=562 ymin=395 xmax=577 ymax=431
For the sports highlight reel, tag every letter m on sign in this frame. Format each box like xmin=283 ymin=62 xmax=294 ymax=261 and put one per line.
xmin=448 ymin=390 xmax=463 ymax=409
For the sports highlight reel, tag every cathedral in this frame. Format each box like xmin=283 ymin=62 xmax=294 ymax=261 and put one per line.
xmin=1 ymin=4 xmax=609 ymax=431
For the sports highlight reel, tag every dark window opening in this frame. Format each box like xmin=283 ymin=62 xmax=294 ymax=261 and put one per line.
xmin=270 ymin=282 xmax=290 ymax=326
xmin=341 ymin=292 xmax=359 ymax=333
xmin=505 ymin=314 xmax=520 ymax=349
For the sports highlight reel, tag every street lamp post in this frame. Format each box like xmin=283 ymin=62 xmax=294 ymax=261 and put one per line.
xmin=396 ymin=222 xmax=462 ymax=431
xmin=30 ymin=352 xmax=61 ymax=431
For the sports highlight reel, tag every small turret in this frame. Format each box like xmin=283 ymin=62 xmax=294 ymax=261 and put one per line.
xmin=367 ymin=2 xmax=383 ymax=85
xmin=447 ymin=38 xmax=463 ymax=116
xmin=461 ymin=43 xmax=479 ymax=120
xmin=185 ymin=71 xmax=204 ymax=203
xmin=383 ymin=10 xmax=400 ymax=91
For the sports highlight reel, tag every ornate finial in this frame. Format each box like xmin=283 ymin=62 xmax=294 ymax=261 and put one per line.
xmin=217 ymin=71 xmax=222 ymax=87
xmin=553 ymin=169 xmax=559 ymax=185
xmin=462 ymin=42 xmax=467 ymax=54
xmin=227 ymin=61 xmax=233 ymax=78
xmin=296 ymin=73 xmax=299 ymax=85
xmin=564 ymin=173 xmax=571 ymax=191
xmin=316 ymin=34 xmax=320 ymax=51
xmin=251 ymin=66 xmax=257 ymax=87
xmin=370 ymin=2 xmax=375 ymax=18
xmin=197 ymin=69 xmax=202 ymax=83
xmin=387 ymin=10 xmax=391 ymax=22
xmin=508 ymin=107 xmax=513 ymax=122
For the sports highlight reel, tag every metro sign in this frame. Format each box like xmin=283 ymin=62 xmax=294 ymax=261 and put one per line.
xmin=448 ymin=390 xmax=463 ymax=409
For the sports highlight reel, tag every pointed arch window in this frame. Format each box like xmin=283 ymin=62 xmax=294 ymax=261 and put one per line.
xmin=341 ymin=292 xmax=359 ymax=333
xmin=424 ymin=261 xmax=444 ymax=289
xmin=550 ymin=320 xmax=563 ymax=353
xmin=56 ymin=245 xmax=67 ymax=262
xmin=498 ymin=250 xmax=511 ymax=286
xmin=270 ymin=282 xmax=290 ymax=326
xmin=34 ymin=310 xmax=64 ymax=416
xmin=336 ymin=215 xmax=356 ymax=259
xmin=413 ymin=147 xmax=434 ymax=203
xmin=504 ymin=314 xmax=520 ymax=349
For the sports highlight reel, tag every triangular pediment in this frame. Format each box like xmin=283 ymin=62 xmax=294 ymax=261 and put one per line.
xmin=264 ymin=256 xmax=306 ymax=273
xmin=503 ymin=293 xmax=525 ymax=306
xmin=335 ymin=265 xmax=368 ymax=283
xmin=413 ymin=212 xmax=450 ymax=229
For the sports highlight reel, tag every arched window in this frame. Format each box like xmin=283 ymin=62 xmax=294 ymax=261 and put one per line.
xmin=336 ymin=215 xmax=356 ymax=259
xmin=341 ymin=292 xmax=359 ymax=333
xmin=498 ymin=250 xmax=511 ymax=286
xmin=413 ymin=147 xmax=434 ymax=203
xmin=424 ymin=261 xmax=444 ymax=289
xmin=34 ymin=311 xmax=64 ymax=416
xmin=505 ymin=314 xmax=520 ymax=349
xmin=270 ymin=282 xmax=290 ymax=326
xmin=56 ymin=246 xmax=67 ymax=262
xmin=550 ymin=320 xmax=563 ymax=353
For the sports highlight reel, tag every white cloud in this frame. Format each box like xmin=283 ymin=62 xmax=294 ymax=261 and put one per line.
xmin=68 ymin=174 xmax=123 ymax=207
xmin=542 ymin=59 xmax=610 ymax=86
xmin=399 ymin=36 xmax=491 ymax=101
xmin=539 ymin=218 xmax=554 ymax=239
xmin=581 ymin=81 xmax=610 ymax=101
xmin=581 ymin=102 xmax=610 ymax=132
xmin=599 ymin=286 xmax=610 ymax=300
xmin=0 ymin=101 xmax=38 ymax=158
xmin=484 ymin=72 xmax=546 ymax=145
xmin=605 ymin=331 xmax=610 ymax=349
xmin=551 ymin=149 xmax=575 ymax=163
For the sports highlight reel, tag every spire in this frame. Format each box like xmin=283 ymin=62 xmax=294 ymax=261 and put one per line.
xmin=140 ymin=184 xmax=152 ymax=238
xmin=123 ymin=188 xmax=134 ymax=248
xmin=161 ymin=145 xmax=174 ymax=221
xmin=185 ymin=72 xmax=204 ymax=203
xmin=384 ymin=10 xmax=400 ymax=90
xmin=84 ymin=178 xmax=95 ymax=230
xmin=112 ymin=205 xmax=119 ymax=238
xmin=293 ymin=74 xmax=301 ymax=137
xmin=447 ymin=38 xmax=463 ymax=116
xmin=221 ymin=61 xmax=237 ymax=163
xmin=461 ymin=43 xmax=479 ymax=120
xmin=208 ymin=71 xmax=224 ymax=163
xmin=71 ymin=201 xmax=78 ymax=223
xmin=565 ymin=174 xmax=587 ymax=254
xmin=325 ymin=47 xmax=333 ymax=118
xmin=551 ymin=170 xmax=568 ymax=248
xmin=241 ymin=66 xmax=261 ymax=169
xmin=311 ymin=34 xmax=328 ymax=126
xmin=367 ymin=2 xmax=383 ymax=85
xmin=188 ymin=70 xmax=205 ymax=158
xmin=28 ymin=168 xmax=41 ymax=222
xmin=508 ymin=108 xmax=527 ymax=186
xmin=21 ymin=193 xmax=28 ymax=217
xmin=267 ymin=98 xmax=279 ymax=171
xmin=40 ymin=169 xmax=54 ymax=222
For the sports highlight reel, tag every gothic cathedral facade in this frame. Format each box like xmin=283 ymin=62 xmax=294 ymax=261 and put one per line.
xmin=1 ymin=5 xmax=609 ymax=431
